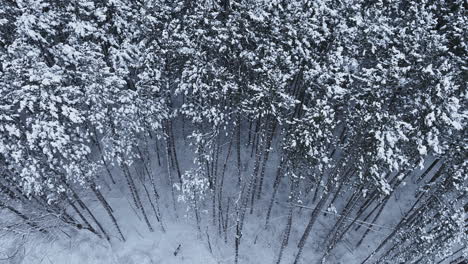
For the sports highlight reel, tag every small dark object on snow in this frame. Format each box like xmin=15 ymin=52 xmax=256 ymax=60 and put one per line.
xmin=173 ymin=244 xmax=181 ymax=256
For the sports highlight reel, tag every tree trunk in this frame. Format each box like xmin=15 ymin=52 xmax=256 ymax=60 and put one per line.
xmin=265 ymin=157 xmax=284 ymax=228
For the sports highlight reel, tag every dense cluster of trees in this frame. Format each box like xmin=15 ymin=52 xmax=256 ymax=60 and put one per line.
xmin=0 ymin=0 xmax=466 ymax=263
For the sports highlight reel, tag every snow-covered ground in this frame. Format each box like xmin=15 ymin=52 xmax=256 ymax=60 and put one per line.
xmin=0 ymin=190 xmax=284 ymax=264
xmin=0 ymin=139 xmax=444 ymax=264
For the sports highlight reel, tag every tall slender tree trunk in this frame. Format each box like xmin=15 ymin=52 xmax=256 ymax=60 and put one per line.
xmin=237 ymin=113 xmax=242 ymax=186
xmin=164 ymin=131 xmax=178 ymax=215
xmin=93 ymin=131 xmax=116 ymax=184
xmin=218 ymin=133 xmax=233 ymax=235
xmin=67 ymin=185 xmax=110 ymax=240
xmin=67 ymin=198 xmax=98 ymax=236
xmin=168 ymin=120 xmax=182 ymax=183
xmin=276 ymin=178 xmax=296 ymax=264
xmin=122 ymin=163 xmax=154 ymax=232
xmin=154 ymin=136 xmax=162 ymax=167
xmin=249 ymin=136 xmax=265 ymax=214
xmin=265 ymin=157 xmax=284 ymax=228
xmin=256 ymin=119 xmax=277 ymax=200
xmin=321 ymin=189 xmax=362 ymax=262
xmin=293 ymin=159 xmax=345 ymax=264
xmin=276 ymin=204 xmax=294 ymax=264
xmin=0 ymin=201 xmax=45 ymax=233
xmin=90 ymin=183 xmax=126 ymax=241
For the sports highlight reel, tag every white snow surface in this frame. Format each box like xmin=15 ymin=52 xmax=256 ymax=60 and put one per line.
xmin=0 ymin=138 xmax=440 ymax=264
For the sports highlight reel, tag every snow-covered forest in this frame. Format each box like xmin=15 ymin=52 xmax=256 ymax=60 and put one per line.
xmin=0 ymin=0 xmax=466 ymax=263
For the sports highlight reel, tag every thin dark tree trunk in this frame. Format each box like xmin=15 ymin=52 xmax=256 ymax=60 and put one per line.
xmin=256 ymin=119 xmax=277 ymax=200
xmin=360 ymin=192 xmax=431 ymax=264
xmin=293 ymin=159 xmax=345 ymax=264
xmin=141 ymin=180 xmax=165 ymax=232
xmin=167 ymin=120 xmax=182 ymax=183
xmin=415 ymin=158 xmax=440 ymax=183
xmin=154 ymin=136 xmax=162 ymax=167
xmin=276 ymin=204 xmax=293 ymax=264
xmin=194 ymin=196 xmax=202 ymax=234
xmin=276 ymin=178 xmax=296 ymax=264
xmin=250 ymin=115 xmax=261 ymax=158
xmin=93 ymin=131 xmax=116 ymax=184
xmin=218 ymin=134 xmax=233 ymax=235
xmin=224 ymin=197 xmax=230 ymax=243
xmin=321 ymin=189 xmax=362 ymax=262
xmin=312 ymin=146 xmax=336 ymax=203
xmin=137 ymin=145 xmax=161 ymax=203
xmin=249 ymin=136 xmax=264 ymax=214
xmin=164 ymin=132 xmax=178 ymax=215
xmin=237 ymin=113 xmax=242 ymax=186
xmin=212 ymin=133 xmax=221 ymax=226
xmin=324 ymin=167 xmax=356 ymax=216
xmin=0 ymin=201 xmax=45 ymax=232
xmin=67 ymin=198 xmax=98 ymax=236
xmin=67 ymin=186 xmax=110 ymax=240
xmin=122 ymin=163 xmax=154 ymax=232
xmin=355 ymin=202 xmax=387 ymax=247
xmin=265 ymin=157 xmax=284 ymax=228
xmin=90 ymin=183 xmax=126 ymax=241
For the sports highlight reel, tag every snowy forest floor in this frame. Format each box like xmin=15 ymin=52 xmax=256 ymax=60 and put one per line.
xmin=0 ymin=136 xmax=441 ymax=264
xmin=0 ymin=192 xmax=385 ymax=264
